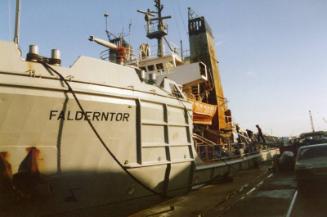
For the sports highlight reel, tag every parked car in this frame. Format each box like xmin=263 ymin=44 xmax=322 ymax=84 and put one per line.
xmin=298 ymin=131 xmax=327 ymax=147
xmin=295 ymin=143 xmax=327 ymax=191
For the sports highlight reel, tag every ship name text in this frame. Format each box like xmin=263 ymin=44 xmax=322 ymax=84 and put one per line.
xmin=49 ymin=110 xmax=130 ymax=122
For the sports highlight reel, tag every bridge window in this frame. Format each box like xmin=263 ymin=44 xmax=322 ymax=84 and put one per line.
xmin=199 ymin=62 xmax=206 ymax=76
xmin=147 ymin=65 xmax=155 ymax=71
xmin=156 ymin=63 xmax=164 ymax=71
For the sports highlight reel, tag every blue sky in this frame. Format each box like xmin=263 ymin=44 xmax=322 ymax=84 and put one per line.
xmin=1 ymin=0 xmax=326 ymax=136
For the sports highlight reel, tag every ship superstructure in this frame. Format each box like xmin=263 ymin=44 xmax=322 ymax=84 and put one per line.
xmin=135 ymin=2 xmax=234 ymax=159
xmin=90 ymin=1 xmax=233 ymax=156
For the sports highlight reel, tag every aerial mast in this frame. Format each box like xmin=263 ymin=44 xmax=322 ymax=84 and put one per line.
xmin=104 ymin=13 xmax=110 ymax=41
xmin=137 ymin=0 xmax=171 ymax=57
xmin=13 ymin=0 xmax=21 ymax=45
xmin=309 ymin=110 xmax=315 ymax=132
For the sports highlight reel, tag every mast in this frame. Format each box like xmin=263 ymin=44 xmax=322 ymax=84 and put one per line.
xmin=13 ymin=0 xmax=21 ymax=45
xmin=137 ymin=0 xmax=171 ymax=57
xmin=156 ymin=0 xmax=164 ymax=57
xmin=180 ymin=40 xmax=183 ymax=60
xmin=309 ymin=110 xmax=315 ymax=132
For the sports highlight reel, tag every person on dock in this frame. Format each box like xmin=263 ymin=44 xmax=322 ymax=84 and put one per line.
xmin=256 ymin=124 xmax=266 ymax=147
xmin=246 ymin=129 xmax=256 ymax=152
xmin=235 ymin=124 xmax=241 ymax=144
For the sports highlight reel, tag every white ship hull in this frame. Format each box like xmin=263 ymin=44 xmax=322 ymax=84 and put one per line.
xmin=0 ymin=41 xmax=196 ymax=216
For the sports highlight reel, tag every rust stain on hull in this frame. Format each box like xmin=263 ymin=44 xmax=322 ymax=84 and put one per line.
xmin=13 ymin=147 xmax=43 ymax=198
xmin=0 ymin=152 xmax=13 ymax=193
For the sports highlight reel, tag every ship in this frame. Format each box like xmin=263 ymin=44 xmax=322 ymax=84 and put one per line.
xmin=0 ymin=1 xmax=278 ymax=216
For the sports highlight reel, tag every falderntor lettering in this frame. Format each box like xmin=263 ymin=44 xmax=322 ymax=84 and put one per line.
xmin=49 ymin=110 xmax=130 ymax=122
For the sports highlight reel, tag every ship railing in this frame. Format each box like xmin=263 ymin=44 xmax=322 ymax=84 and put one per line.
xmin=145 ymin=22 xmax=168 ymax=38
xmin=100 ymin=49 xmax=110 ymax=61
xmin=193 ymin=133 xmax=269 ymax=162
xmin=196 ymin=143 xmax=269 ymax=162
xmin=138 ymin=43 xmax=181 ymax=59
xmin=193 ymin=133 xmax=229 ymax=161
xmin=118 ymin=43 xmax=185 ymax=65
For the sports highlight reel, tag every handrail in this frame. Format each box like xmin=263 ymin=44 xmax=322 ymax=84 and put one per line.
xmin=193 ymin=133 xmax=218 ymax=147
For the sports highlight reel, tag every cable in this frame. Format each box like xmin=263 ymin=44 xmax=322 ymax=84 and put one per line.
xmin=41 ymin=62 xmax=165 ymax=198
xmin=171 ymin=3 xmax=182 ymax=43
xmin=177 ymin=0 xmax=188 ymax=34
xmin=163 ymin=36 xmax=174 ymax=53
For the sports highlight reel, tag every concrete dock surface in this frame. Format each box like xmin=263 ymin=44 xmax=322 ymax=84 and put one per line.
xmin=130 ymin=165 xmax=327 ymax=217
xmin=130 ymin=165 xmax=271 ymax=217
